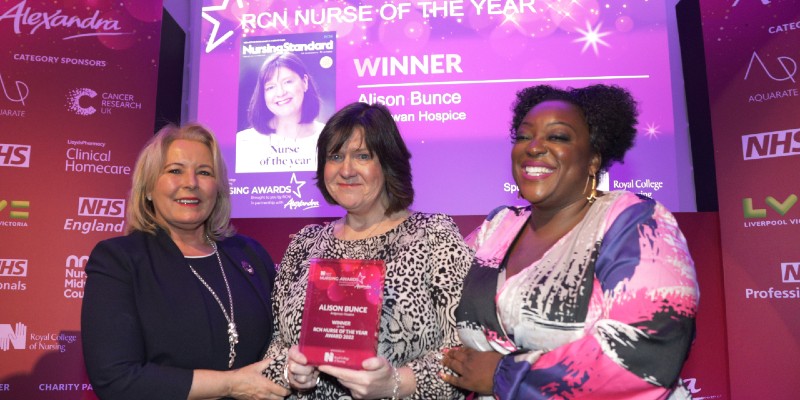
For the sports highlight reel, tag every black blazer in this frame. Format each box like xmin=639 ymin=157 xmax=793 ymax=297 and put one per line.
xmin=81 ymin=229 xmax=276 ymax=400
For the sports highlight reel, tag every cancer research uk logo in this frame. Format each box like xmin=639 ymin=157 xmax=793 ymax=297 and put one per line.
xmin=230 ymin=173 xmax=320 ymax=211
xmin=66 ymin=87 xmax=142 ymax=116
xmin=64 ymin=197 xmax=125 ymax=235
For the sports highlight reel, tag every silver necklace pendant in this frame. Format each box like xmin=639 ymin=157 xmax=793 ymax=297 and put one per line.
xmin=228 ymin=322 xmax=239 ymax=345
xmin=187 ymin=237 xmax=239 ymax=369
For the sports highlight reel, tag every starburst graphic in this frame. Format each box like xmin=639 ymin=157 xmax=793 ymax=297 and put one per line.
xmin=644 ymin=122 xmax=660 ymax=139
xmin=573 ymin=21 xmax=611 ymax=56
xmin=290 ymin=173 xmax=306 ymax=198
xmin=202 ymin=0 xmax=244 ymax=53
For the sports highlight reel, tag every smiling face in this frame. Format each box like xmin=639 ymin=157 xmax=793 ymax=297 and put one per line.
xmin=323 ymin=129 xmax=388 ymax=217
xmin=263 ymin=66 xmax=308 ymax=120
xmin=512 ymin=100 xmax=600 ymax=209
xmin=150 ymin=139 xmax=218 ymax=237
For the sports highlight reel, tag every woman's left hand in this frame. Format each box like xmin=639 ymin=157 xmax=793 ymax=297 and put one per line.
xmin=440 ymin=346 xmax=502 ymax=395
xmin=317 ymin=357 xmax=395 ymax=399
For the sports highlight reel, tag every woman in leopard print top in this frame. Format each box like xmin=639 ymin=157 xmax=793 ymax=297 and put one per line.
xmin=262 ymin=102 xmax=472 ymax=399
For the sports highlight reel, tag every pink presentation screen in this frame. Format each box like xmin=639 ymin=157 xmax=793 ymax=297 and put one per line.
xmin=197 ymin=0 xmax=691 ymax=218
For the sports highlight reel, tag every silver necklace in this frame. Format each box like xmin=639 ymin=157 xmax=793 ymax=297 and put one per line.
xmin=187 ymin=237 xmax=239 ymax=368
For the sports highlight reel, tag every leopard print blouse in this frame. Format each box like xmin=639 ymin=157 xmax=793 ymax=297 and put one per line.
xmin=263 ymin=212 xmax=472 ymax=399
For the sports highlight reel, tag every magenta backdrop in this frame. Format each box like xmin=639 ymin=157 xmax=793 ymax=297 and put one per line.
xmin=700 ymin=0 xmax=800 ymax=398
xmin=0 ymin=0 xmax=164 ymax=398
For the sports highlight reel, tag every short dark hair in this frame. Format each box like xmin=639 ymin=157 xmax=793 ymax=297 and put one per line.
xmin=315 ymin=102 xmax=414 ymax=215
xmin=248 ymin=52 xmax=321 ymax=134
xmin=510 ymin=84 xmax=639 ymax=172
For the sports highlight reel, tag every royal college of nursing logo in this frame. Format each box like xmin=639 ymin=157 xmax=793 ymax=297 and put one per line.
xmin=0 ymin=322 xmax=26 ymax=351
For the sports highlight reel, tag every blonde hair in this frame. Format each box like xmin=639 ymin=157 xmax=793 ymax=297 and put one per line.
xmin=126 ymin=123 xmax=235 ymax=240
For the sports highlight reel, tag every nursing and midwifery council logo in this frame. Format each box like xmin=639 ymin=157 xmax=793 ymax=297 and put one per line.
xmin=0 ymin=322 xmax=26 ymax=351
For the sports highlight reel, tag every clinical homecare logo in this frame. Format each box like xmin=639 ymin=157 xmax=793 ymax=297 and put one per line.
xmin=0 ymin=0 xmax=128 ymax=40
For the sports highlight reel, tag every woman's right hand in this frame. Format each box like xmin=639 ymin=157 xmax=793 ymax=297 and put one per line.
xmin=285 ymin=345 xmax=320 ymax=391
xmin=227 ymin=358 xmax=291 ymax=400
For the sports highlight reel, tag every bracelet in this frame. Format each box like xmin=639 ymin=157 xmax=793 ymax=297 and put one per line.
xmin=283 ymin=362 xmax=290 ymax=384
xmin=391 ymin=365 xmax=401 ymax=400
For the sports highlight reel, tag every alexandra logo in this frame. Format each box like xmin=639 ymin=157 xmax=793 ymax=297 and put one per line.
xmin=0 ymin=0 xmax=128 ymax=40
xmin=284 ymin=198 xmax=320 ymax=211
xmin=744 ymin=51 xmax=797 ymax=83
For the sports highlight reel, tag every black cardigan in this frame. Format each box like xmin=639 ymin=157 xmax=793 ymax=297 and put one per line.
xmin=81 ymin=229 xmax=276 ymax=400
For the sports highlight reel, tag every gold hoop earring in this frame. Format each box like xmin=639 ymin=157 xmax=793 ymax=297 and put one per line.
xmin=587 ymin=173 xmax=597 ymax=204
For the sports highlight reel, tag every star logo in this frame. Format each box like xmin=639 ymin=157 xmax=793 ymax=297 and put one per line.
xmin=202 ymin=0 xmax=244 ymax=53
xmin=573 ymin=21 xmax=611 ymax=56
xmin=290 ymin=173 xmax=306 ymax=198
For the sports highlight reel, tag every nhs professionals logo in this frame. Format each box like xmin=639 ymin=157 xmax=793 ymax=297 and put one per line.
xmin=64 ymin=197 xmax=125 ymax=234
xmin=0 ymin=258 xmax=28 ymax=291
xmin=743 ymin=262 xmax=800 ymax=300
xmin=781 ymin=262 xmax=800 ymax=283
xmin=0 ymin=322 xmax=27 ymax=351
xmin=0 ymin=143 xmax=30 ymax=167
xmin=0 ymin=259 xmax=27 ymax=277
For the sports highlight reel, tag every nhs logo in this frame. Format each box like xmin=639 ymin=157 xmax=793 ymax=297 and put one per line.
xmin=78 ymin=197 xmax=125 ymax=218
xmin=781 ymin=262 xmax=800 ymax=283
